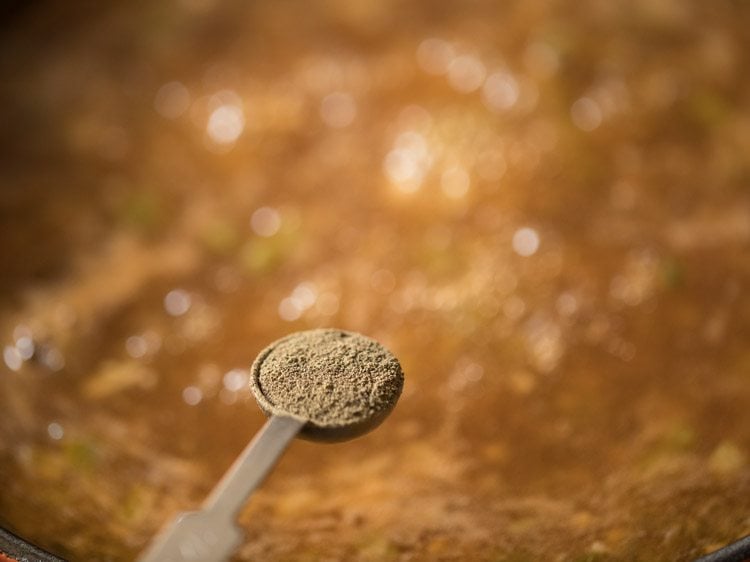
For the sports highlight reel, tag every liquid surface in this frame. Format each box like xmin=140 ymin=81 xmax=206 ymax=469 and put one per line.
xmin=0 ymin=2 xmax=749 ymax=561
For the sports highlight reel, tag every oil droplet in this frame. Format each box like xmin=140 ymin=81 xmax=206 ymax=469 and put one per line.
xmin=320 ymin=92 xmax=357 ymax=128
xmin=512 ymin=227 xmax=540 ymax=256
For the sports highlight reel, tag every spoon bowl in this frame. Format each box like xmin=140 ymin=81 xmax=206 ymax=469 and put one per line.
xmin=249 ymin=329 xmax=404 ymax=442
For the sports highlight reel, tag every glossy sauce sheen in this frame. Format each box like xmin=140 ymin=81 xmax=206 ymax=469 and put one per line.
xmin=0 ymin=2 xmax=749 ymax=561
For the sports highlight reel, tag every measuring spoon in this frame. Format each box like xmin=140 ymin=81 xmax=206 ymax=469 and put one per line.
xmin=139 ymin=329 xmax=404 ymax=562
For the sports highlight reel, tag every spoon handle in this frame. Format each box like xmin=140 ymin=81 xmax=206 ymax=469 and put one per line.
xmin=139 ymin=415 xmax=305 ymax=562
xmin=202 ymin=414 xmax=305 ymax=517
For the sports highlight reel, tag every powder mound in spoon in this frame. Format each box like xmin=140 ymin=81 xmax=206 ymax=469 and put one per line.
xmin=251 ymin=329 xmax=404 ymax=428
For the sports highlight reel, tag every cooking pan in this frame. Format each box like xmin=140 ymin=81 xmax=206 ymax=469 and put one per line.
xmin=0 ymin=527 xmax=65 ymax=562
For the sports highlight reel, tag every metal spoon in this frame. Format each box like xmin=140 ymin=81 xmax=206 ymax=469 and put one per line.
xmin=139 ymin=329 xmax=404 ymax=562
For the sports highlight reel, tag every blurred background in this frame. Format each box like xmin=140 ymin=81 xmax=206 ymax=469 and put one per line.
xmin=1 ymin=1 xmax=749 ymax=560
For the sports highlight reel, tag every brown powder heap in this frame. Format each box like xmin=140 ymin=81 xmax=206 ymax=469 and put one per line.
xmin=251 ymin=329 xmax=404 ymax=429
